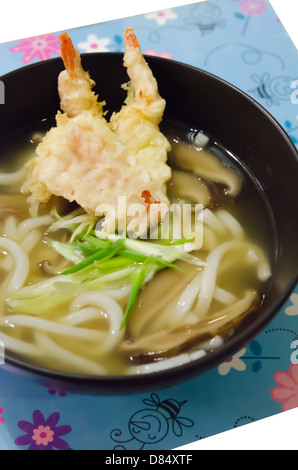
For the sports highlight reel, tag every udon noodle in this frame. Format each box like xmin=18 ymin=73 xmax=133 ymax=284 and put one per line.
xmin=0 ymin=29 xmax=272 ymax=376
xmin=0 ymin=121 xmax=272 ymax=376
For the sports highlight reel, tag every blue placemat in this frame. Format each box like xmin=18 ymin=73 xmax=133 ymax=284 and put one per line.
xmin=0 ymin=0 xmax=297 ymax=451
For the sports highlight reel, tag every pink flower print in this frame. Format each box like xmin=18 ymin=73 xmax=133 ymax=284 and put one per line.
xmin=145 ymin=9 xmax=178 ymax=26
xmin=78 ymin=34 xmax=111 ymax=53
xmin=0 ymin=407 xmax=4 ymax=424
xmin=271 ymin=364 xmax=298 ymax=412
xmin=15 ymin=410 xmax=72 ymax=450
xmin=240 ymin=0 xmax=266 ymax=16
xmin=32 ymin=425 xmax=54 ymax=447
xmin=10 ymin=34 xmax=60 ymax=65
xmin=237 ymin=0 xmax=266 ymax=35
xmin=144 ymin=49 xmax=172 ymax=60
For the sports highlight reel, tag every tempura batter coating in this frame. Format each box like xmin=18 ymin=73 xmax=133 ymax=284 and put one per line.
xmin=23 ymin=29 xmax=171 ymax=231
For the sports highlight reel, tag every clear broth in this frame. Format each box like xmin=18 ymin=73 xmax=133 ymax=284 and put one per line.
xmin=0 ymin=118 xmax=276 ymax=375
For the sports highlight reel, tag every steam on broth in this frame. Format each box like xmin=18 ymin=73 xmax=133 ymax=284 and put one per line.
xmin=0 ymin=29 xmax=273 ymax=376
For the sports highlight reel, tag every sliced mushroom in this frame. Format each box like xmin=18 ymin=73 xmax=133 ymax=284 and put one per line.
xmin=168 ymin=170 xmax=211 ymax=207
xmin=127 ymin=260 xmax=200 ymax=338
xmin=39 ymin=258 xmax=70 ymax=275
xmin=122 ymin=290 xmax=259 ymax=363
xmin=168 ymin=139 xmax=242 ymax=197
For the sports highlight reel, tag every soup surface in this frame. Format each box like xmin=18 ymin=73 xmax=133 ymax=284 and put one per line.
xmin=0 ymin=118 xmax=274 ymax=376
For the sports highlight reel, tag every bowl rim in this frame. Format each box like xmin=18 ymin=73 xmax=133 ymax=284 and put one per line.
xmin=1 ymin=53 xmax=298 ymax=393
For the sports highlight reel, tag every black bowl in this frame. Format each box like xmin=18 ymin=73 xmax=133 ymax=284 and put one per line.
xmin=0 ymin=53 xmax=297 ymax=395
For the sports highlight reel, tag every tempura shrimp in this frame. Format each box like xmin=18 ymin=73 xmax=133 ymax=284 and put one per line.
xmin=58 ymin=32 xmax=103 ymax=118
xmin=110 ymin=28 xmax=171 ymax=186
xmin=23 ymin=29 xmax=171 ymax=234
xmin=122 ymin=27 xmax=166 ymax=124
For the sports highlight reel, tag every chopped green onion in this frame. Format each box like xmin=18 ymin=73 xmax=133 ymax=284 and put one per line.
xmin=93 ymin=256 xmax=135 ymax=272
xmin=8 ymin=210 xmax=206 ymax=325
xmin=119 ymin=249 xmax=181 ymax=271
xmin=61 ymin=238 xmax=125 ymax=275
xmin=75 ymin=240 xmax=98 ymax=256
xmin=46 ymin=239 xmax=85 ymax=264
xmin=120 ymin=256 xmax=158 ymax=330
xmin=170 ymin=235 xmax=195 ymax=245
xmin=80 ymin=233 xmax=110 ymax=250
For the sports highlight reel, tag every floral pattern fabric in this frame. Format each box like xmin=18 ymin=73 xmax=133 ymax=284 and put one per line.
xmin=0 ymin=0 xmax=297 ymax=450
xmin=9 ymin=34 xmax=60 ymax=64
xmin=271 ymin=365 xmax=298 ymax=412
xmin=15 ymin=411 xmax=71 ymax=450
xmin=240 ymin=0 xmax=266 ymax=16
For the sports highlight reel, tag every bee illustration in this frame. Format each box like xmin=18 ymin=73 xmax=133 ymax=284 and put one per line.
xmin=143 ymin=393 xmax=194 ymax=437
xmin=249 ymin=73 xmax=295 ymax=107
xmin=110 ymin=393 xmax=194 ymax=450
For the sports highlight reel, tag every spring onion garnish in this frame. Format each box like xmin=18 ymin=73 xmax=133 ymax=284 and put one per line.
xmin=120 ymin=256 xmax=157 ymax=329
xmin=8 ymin=210 xmax=206 ymax=328
xmin=61 ymin=238 xmax=125 ymax=275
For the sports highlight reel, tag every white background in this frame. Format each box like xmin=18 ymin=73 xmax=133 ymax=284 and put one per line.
xmin=0 ymin=0 xmax=297 ymax=48
xmin=0 ymin=0 xmax=297 ymax=451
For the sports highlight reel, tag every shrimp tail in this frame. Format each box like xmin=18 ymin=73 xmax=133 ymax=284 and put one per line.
xmin=123 ymin=27 xmax=166 ymax=124
xmin=58 ymin=32 xmax=104 ymax=118
xmin=124 ymin=27 xmax=141 ymax=49
xmin=59 ymin=32 xmax=81 ymax=79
